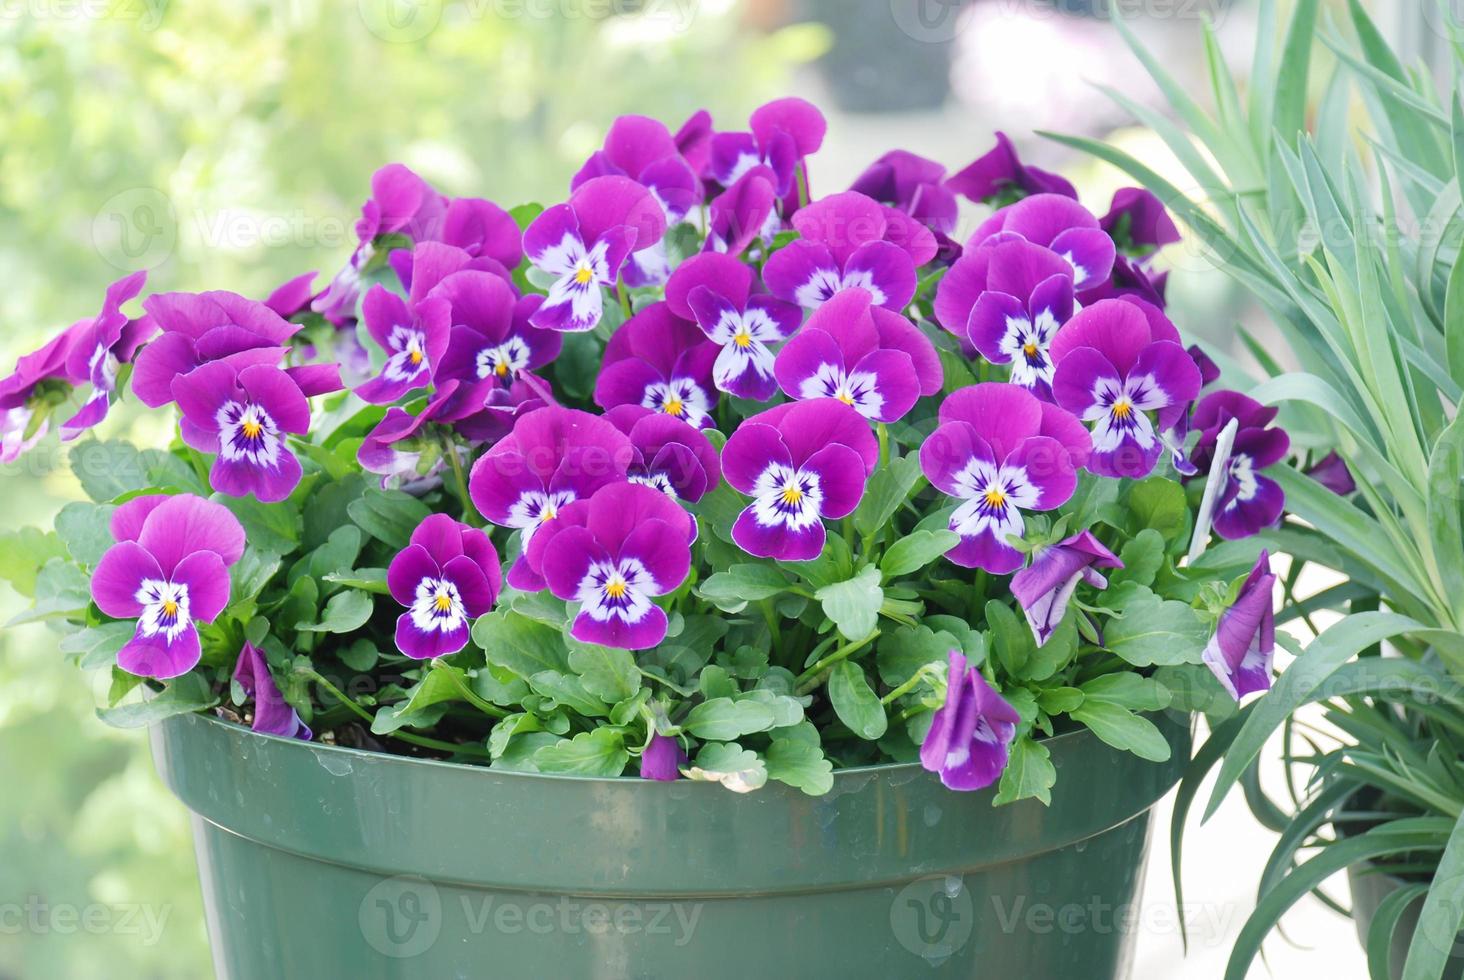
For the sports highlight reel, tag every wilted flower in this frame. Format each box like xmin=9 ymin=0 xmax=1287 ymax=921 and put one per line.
xmin=640 ymin=732 xmax=687 ymax=781
xmin=1011 ymin=531 xmax=1123 ymax=645
xmin=919 ymin=650 xmax=1021 ymax=791
xmin=667 ymin=252 xmax=800 ymax=402
xmin=173 ymin=361 xmax=311 ymax=502
xmin=762 ymin=191 xmax=919 ymax=311
xmin=945 ymin=131 xmax=1077 ymax=206
xmin=233 ymin=641 xmax=311 ymax=740
xmin=594 ymin=303 xmax=719 ymax=428
xmin=91 ymin=494 xmax=246 ymax=679
xmin=524 ymin=175 xmax=666 ymax=333
xmin=388 ymin=514 xmax=501 ymax=660
xmin=921 ymin=383 xmax=1089 ymax=574
xmin=1202 ymin=551 xmax=1277 ymax=700
xmin=529 ymin=482 xmax=693 ymax=650
xmin=721 ymin=398 xmax=877 ymax=561
xmin=933 ymin=239 xmax=1075 ymax=397
xmin=1190 ymin=390 xmax=1289 ymax=539
xmin=773 ymin=286 xmax=935 ymax=423
xmin=1050 ymin=299 xmax=1202 ymax=479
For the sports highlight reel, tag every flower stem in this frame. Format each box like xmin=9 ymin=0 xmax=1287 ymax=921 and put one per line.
xmin=301 ymin=667 xmax=492 ymax=758
xmin=440 ymin=431 xmax=478 ymax=525
xmin=794 ymin=629 xmax=880 ymax=694
xmin=879 ymin=664 xmax=933 ymax=705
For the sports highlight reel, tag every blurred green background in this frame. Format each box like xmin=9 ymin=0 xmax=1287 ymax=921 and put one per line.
xmin=0 ymin=1 xmax=1256 ymax=976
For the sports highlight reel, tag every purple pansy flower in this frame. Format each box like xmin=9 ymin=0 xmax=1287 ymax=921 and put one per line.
xmin=172 ymin=361 xmax=310 ymax=502
xmin=667 ymin=252 xmax=801 ymax=401
xmin=1202 ymin=551 xmax=1277 ymax=701
xmin=1189 ymin=390 xmax=1289 ymax=540
xmin=604 ymin=405 xmax=721 ymax=503
xmin=432 ymin=270 xmax=559 ymax=388
xmin=0 ymin=322 xmax=83 ymax=462
xmin=640 ymin=733 xmax=687 ymax=781
xmin=388 ymin=514 xmax=502 ymax=660
xmin=721 ymin=398 xmax=877 ymax=561
xmin=704 ymin=166 xmax=779 ymax=257
xmin=709 ymin=97 xmax=827 ymax=203
xmin=233 ymin=641 xmax=311 ymax=740
xmin=530 ymin=481 xmax=693 ymax=650
xmin=1308 ymin=451 xmax=1355 ymax=496
xmin=358 ymin=377 xmax=529 ymax=485
xmin=91 ymin=494 xmax=246 ymax=679
xmin=264 ymin=271 xmax=319 ymax=319
xmin=132 ymin=290 xmax=300 ymax=407
xmin=933 ymin=239 xmax=1075 ymax=397
xmin=594 ymin=303 xmax=720 ymax=428
xmin=1011 ymin=531 xmax=1123 ymax=646
xmin=762 ymin=191 xmax=919 ymax=311
xmin=573 ymin=114 xmax=703 ymax=287
xmin=674 ymin=108 xmax=714 ymax=178
xmin=1100 ymin=188 xmax=1181 ymax=256
xmin=1077 ymin=253 xmax=1168 ymax=310
xmin=945 ymin=132 xmax=1078 ymax=205
xmin=850 ymin=149 xmax=959 ymax=237
xmin=967 ymin=194 xmax=1115 ymax=292
xmin=919 ymin=650 xmax=1021 ymax=792
xmin=773 ymin=287 xmax=932 ymax=423
xmin=524 ymin=175 xmax=666 ymax=333
xmin=921 ymin=383 xmax=1089 ymax=574
xmin=59 ymin=271 xmax=157 ymax=439
xmin=468 ymin=406 xmax=633 ymax=590
xmin=1050 ymin=299 xmax=1203 ymax=479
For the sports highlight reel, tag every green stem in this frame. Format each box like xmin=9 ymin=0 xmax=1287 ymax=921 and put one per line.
xmin=430 ymin=659 xmax=507 ymax=718
xmin=795 ymin=165 xmax=810 ymax=211
xmin=617 ymin=275 xmax=631 ymax=319
xmin=302 ymin=668 xmax=492 ymax=758
xmin=794 ymin=630 xmax=881 ymax=694
xmin=440 ymin=431 xmax=478 ymax=525
xmin=880 ymin=664 xmax=933 ymax=705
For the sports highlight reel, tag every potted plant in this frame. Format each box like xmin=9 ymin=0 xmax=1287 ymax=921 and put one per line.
xmin=1057 ymin=3 xmax=1464 ymax=978
xmin=2 ymin=100 xmax=1290 ymax=977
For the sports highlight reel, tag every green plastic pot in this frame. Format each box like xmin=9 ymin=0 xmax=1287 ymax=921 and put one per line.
xmin=151 ymin=709 xmax=1190 ymax=978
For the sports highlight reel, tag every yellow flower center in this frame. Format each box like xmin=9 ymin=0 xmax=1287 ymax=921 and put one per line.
xmin=162 ymin=599 xmax=179 ymax=617
xmin=733 ymin=332 xmax=753 ymax=349
xmin=541 ymin=505 xmax=557 ymax=522
xmin=663 ymin=397 xmax=684 ymax=416
xmin=574 ymin=265 xmax=594 ymax=285
xmin=1112 ymin=398 xmax=1133 ymax=420
xmin=1022 ymin=341 xmax=1038 ymax=357
xmin=410 ymin=350 xmax=423 ymax=365
xmin=241 ymin=419 xmax=262 ymax=440
xmin=494 ymin=360 xmax=510 ymax=376
xmin=835 ymin=392 xmax=855 ymax=406
xmin=605 ymin=579 xmax=628 ymax=599
xmin=781 ymin=486 xmax=803 ymax=506
xmin=434 ymin=592 xmax=453 ymax=612
xmin=984 ymin=487 xmax=1006 ymax=509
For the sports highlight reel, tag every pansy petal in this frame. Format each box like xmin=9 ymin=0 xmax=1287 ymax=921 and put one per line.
xmin=92 ymin=541 xmax=164 ymax=618
xmin=843 ymin=241 xmax=917 ymax=311
xmin=137 ymin=494 xmax=246 ymax=572
xmin=732 ymin=504 xmax=825 ymax=562
xmin=172 ymin=550 xmax=231 ymax=622
xmin=118 ymin=622 xmax=201 ymax=680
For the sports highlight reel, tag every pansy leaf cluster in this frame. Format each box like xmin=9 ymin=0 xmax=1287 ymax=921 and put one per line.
xmin=2 ymin=109 xmax=1299 ymax=801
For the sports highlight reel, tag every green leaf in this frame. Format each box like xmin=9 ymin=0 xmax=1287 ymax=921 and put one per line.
xmin=347 ymin=488 xmax=432 ymax=549
xmin=879 ymin=529 xmax=960 ymax=580
xmin=1400 ymin=809 xmax=1464 ymax=980
xmin=308 ymin=526 xmax=363 ymax=581
xmin=1112 ymin=528 xmax=1164 ymax=588
xmin=59 ymin=621 xmax=136 ymax=670
xmin=697 ymin=563 xmax=791 ymax=610
xmin=681 ymin=697 xmax=778 ymax=741
xmin=214 ymin=493 xmax=300 ymax=554
xmin=296 ymin=589 xmax=373 ymax=633
xmin=1079 ymin=673 xmax=1172 ymax=712
xmin=8 ymin=560 xmax=91 ymax=626
xmin=684 ymin=742 xmax=767 ymax=793
xmin=992 ymin=736 xmax=1056 ymax=806
xmin=96 ymin=673 xmax=219 ymax=728
xmin=1124 ymin=477 xmax=1190 ymax=542
xmin=322 ymin=568 xmax=390 ymax=594
xmin=527 ymin=671 xmax=609 ymax=718
xmin=371 ymin=666 xmax=470 ymax=733
xmin=986 ymin=600 xmax=1032 ymax=677
xmin=1022 ymin=608 xmax=1077 ymax=682
xmin=853 ymin=452 xmax=924 ymax=539
xmin=0 ymin=527 xmax=68 ymax=597
xmin=70 ymin=441 xmax=202 ymax=502
xmin=566 ymin=641 xmax=639 ymax=704
xmin=828 ymin=661 xmax=887 ymax=739
xmin=54 ymin=501 xmax=115 ymax=566
xmin=231 ymin=547 xmax=283 ymax=606
xmin=1037 ymin=687 xmax=1084 ymax=714
xmin=472 ymin=610 xmax=571 ymax=676
xmin=1104 ymin=589 xmax=1207 ymax=667
xmin=1070 ymin=702 xmax=1171 ymax=762
xmin=816 ymin=565 xmax=883 ymax=641
xmin=877 ymin=624 xmax=961 ymax=687
xmin=764 ymin=738 xmax=834 ymax=795
xmin=533 ymin=729 xmax=628 ymax=776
